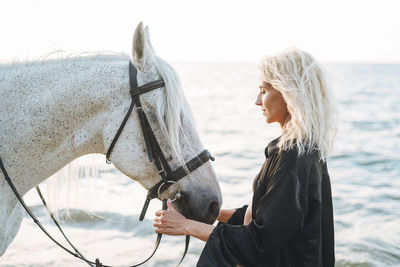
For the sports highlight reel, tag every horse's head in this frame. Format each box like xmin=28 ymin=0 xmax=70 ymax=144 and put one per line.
xmin=103 ymin=22 xmax=222 ymax=224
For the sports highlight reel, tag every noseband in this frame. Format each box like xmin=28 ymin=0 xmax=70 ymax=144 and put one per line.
xmin=0 ymin=61 xmax=215 ymax=267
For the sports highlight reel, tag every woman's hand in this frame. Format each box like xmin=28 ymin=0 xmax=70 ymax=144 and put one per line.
xmin=153 ymin=199 xmax=189 ymax=236
xmin=153 ymin=199 xmax=216 ymax=242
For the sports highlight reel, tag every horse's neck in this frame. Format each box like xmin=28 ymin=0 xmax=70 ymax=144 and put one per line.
xmin=0 ymin=56 xmax=130 ymax=195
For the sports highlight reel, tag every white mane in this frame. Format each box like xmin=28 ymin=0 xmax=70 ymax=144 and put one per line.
xmin=153 ymin=55 xmax=193 ymax=167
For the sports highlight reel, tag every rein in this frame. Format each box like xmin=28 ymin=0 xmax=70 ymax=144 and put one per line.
xmin=0 ymin=61 xmax=214 ymax=266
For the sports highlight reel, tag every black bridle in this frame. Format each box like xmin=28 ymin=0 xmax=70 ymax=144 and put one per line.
xmin=0 ymin=61 xmax=214 ymax=267
xmin=106 ymin=61 xmax=214 ymax=221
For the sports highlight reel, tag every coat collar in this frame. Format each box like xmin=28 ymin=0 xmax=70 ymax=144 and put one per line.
xmin=264 ymin=136 xmax=281 ymax=158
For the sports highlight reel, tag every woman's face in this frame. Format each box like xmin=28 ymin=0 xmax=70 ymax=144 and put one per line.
xmin=255 ymin=81 xmax=289 ymax=128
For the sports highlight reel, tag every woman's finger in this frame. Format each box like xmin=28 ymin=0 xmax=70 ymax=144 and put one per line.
xmin=153 ymin=201 xmax=187 ymax=236
xmin=155 ymin=210 xmax=165 ymax=216
xmin=155 ymin=228 xmax=165 ymax=234
xmin=153 ymin=223 xmax=160 ymax=228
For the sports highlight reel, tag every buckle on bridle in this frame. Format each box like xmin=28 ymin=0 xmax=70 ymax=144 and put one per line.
xmin=157 ymin=180 xmax=182 ymax=202
xmin=157 ymin=166 xmax=165 ymax=175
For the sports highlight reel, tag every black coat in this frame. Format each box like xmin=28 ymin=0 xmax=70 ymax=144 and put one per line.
xmin=197 ymin=137 xmax=335 ymax=267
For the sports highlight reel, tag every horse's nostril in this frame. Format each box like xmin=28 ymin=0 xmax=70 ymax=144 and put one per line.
xmin=208 ymin=201 xmax=220 ymax=220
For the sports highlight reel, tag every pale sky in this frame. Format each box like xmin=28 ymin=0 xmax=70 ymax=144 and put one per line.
xmin=1 ymin=0 xmax=399 ymax=63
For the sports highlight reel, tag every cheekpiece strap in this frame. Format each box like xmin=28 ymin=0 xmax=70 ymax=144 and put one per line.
xmin=146 ymin=149 xmax=215 ymax=200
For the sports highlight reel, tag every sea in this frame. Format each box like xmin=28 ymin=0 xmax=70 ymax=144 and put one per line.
xmin=1 ymin=62 xmax=399 ymax=267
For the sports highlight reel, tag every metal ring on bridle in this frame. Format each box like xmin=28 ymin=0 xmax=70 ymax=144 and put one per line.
xmin=157 ymin=180 xmax=182 ymax=201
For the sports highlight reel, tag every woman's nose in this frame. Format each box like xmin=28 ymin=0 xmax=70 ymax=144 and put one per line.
xmin=255 ymin=94 xmax=262 ymax=106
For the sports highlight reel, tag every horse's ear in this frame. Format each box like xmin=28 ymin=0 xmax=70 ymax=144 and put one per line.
xmin=132 ymin=22 xmax=153 ymax=70
xmin=144 ymin=25 xmax=156 ymax=54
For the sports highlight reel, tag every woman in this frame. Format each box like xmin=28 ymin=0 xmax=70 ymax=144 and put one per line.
xmin=153 ymin=47 xmax=337 ymax=267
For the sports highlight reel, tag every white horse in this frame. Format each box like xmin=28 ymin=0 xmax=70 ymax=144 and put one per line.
xmin=0 ymin=22 xmax=222 ymax=257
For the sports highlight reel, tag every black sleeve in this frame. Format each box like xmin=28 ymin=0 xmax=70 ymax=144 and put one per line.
xmin=197 ymin=222 xmax=264 ymax=267
xmin=197 ymin=154 xmax=307 ymax=266
xmin=226 ymin=204 xmax=248 ymax=225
